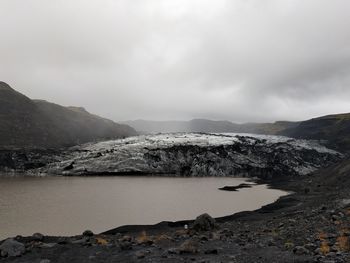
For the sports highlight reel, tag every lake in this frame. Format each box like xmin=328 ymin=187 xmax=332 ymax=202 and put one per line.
xmin=0 ymin=176 xmax=288 ymax=240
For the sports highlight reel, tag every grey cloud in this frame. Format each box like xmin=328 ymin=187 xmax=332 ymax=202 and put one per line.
xmin=0 ymin=0 xmax=350 ymax=123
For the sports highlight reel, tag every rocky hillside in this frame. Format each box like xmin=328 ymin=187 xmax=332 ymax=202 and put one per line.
xmin=280 ymin=113 xmax=350 ymax=152
xmin=0 ymin=82 xmax=137 ymax=149
xmin=32 ymin=133 xmax=341 ymax=178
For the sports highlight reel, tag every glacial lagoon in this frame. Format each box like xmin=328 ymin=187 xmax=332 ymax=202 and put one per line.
xmin=0 ymin=176 xmax=288 ymax=240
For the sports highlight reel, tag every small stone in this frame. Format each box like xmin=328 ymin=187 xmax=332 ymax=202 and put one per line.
xmin=33 ymin=233 xmax=44 ymax=241
xmin=199 ymin=235 xmax=209 ymax=241
xmin=220 ymin=228 xmax=233 ymax=236
xmin=331 ymin=214 xmax=341 ymax=222
xmin=39 ymin=243 xmax=57 ymax=249
xmin=267 ymin=238 xmax=275 ymax=246
xmin=121 ymin=235 xmax=132 ymax=242
xmin=293 ymin=246 xmax=309 ymax=255
xmin=114 ymin=233 xmax=122 ymax=239
xmin=167 ymin=248 xmax=178 ymax=254
xmin=326 ymin=252 xmax=336 ymax=257
xmin=204 ymin=248 xmax=218 ymax=254
xmin=71 ymin=238 xmax=88 ymax=245
xmin=341 ymin=199 xmax=350 ymax=207
xmin=304 ymin=243 xmax=316 ymax=251
xmin=57 ymin=237 xmax=69 ymax=244
xmin=119 ymin=241 xmax=132 ymax=251
xmin=136 ymin=251 xmax=146 ymax=259
xmin=178 ymin=239 xmax=199 ymax=254
xmin=314 ymin=248 xmax=322 ymax=255
xmin=284 ymin=242 xmax=294 ymax=250
xmin=83 ymin=230 xmax=94 ymax=237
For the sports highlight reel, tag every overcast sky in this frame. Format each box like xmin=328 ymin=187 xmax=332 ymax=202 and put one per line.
xmin=1 ymin=0 xmax=350 ymax=123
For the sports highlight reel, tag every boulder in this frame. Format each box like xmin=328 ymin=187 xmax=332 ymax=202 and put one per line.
xmin=192 ymin=213 xmax=216 ymax=232
xmin=82 ymin=230 xmax=94 ymax=237
xmin=0 ymin=238 xmax=25 ymax=257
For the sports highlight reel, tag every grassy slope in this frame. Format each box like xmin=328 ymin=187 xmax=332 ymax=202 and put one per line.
xmin=280 ymin=113 xmax=350 ymax=152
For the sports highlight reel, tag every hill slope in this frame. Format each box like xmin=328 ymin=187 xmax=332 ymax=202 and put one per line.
xmin=280 ymin=113 xmax=350 ymax=152
xmin=0 ymin=82 xmax=137 ymax=149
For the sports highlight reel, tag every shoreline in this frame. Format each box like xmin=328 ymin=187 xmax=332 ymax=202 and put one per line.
xmin=0 ymin=175 xmax=286 ymax=240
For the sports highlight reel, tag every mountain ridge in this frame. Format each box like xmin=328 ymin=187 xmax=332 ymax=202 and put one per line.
xmin=0 ymin=82 xmax=137 ymax=149
xmin=124 ymin=114 xmax=350 ymax=152
xmin=122 ymin=119 xmax=299 ymax=135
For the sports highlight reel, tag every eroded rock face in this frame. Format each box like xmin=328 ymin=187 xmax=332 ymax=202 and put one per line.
xmin=33 ymin=133 xmax=342 ymax=178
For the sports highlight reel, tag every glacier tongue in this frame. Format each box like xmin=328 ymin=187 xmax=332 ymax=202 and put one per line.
xmin=38 ymin=133 xmax=342 ymax=178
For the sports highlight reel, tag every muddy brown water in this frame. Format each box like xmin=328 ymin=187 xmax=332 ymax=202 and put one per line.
xmin=0 ymin=176 xmax=288 ymax=240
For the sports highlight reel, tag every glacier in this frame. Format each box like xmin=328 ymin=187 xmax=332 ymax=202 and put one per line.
xmin=34 ymin=133 xmax=342 ymax=178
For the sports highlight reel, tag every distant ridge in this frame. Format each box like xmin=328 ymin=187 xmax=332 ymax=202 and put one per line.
xmin=122 ymin=119 xmax=299 ymax=135
xmin=0 ymin=82 xmax=137 ymax=149
xmin=124 ymin=114 xmax=350 ymax=152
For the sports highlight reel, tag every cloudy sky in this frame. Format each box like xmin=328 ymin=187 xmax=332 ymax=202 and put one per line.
xmin=1 ymin=0 xmax=350 ymax=123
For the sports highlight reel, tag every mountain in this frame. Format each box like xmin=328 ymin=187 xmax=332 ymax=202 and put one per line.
xmin=279 ymin=113 xmax=350 ymax=152
xmin=0 ymin=82 xmax=137 ymax=149
xmin=123 ymin=119 xmax=299 ymax=135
